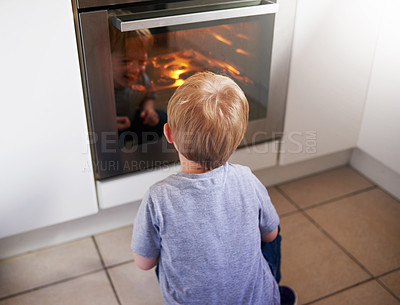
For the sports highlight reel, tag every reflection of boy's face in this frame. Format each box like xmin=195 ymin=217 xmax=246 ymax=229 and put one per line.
xmin=112 ymin=38 xmax=148 ymax=89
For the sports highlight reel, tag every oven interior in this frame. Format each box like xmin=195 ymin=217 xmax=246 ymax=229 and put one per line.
xmin=110 ymin=5 xmax=273 ymax=123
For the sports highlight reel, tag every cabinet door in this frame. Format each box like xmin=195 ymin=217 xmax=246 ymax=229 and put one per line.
xmin=279 ymin=0 xmax=383 ymax=165
xmin=0 ymin=0 xmax=98 ymax=238
xmin=357 ymin=0 xmax=400 ymax=175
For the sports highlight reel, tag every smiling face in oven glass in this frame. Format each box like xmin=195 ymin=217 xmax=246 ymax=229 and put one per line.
xmin=111 ymin=37 xmax=148 ymax=90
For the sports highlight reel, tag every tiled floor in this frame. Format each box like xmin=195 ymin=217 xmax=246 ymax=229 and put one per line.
xmin=1 ymin=166 xmax=399 ymax=305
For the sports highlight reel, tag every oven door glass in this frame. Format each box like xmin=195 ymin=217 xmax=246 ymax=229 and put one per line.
xmin=79 ymin=1 xmax=277 ymax=180
xmin=110 ymin=2 xmax=276 ymax=125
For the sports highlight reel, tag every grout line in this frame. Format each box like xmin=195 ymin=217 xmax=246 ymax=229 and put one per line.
xmin=375 ymin=268 xmax=400 ymax=303
xmin=376 ymin=277 xmax=400 ymax=302
xmin=273 ymin=186 xmax=302 ymax=210
xmin=269 ymin=164 xmax=352 ymax=188
xmin=348 ymin=164 xmax=380 ymax=189
xmin=275 ymin=185 xmax=376 ymax=273
xmin=376 ymin=278 xmax=400 ymax=302
xmin=275 ymin=185 xmax=400 ymax=303
xmin=301 ymin=210 xmax=375 ymax=277
xmin=0 ymin=268 xmax=105 ymax=302
xmin=106 ymin=258 xmax=135 ymax=269
xmin=303 ymin=273 xmax=400 ymax=305
xmin=376 ymin=266 xmax=400 ymax=278
xmin=275 ymin=184 xmax=376 ymax=212
xmin=92 ymin=236 xmax=122 ymax=305
xmin=279 ymin=211 xmax=299 ymax=219
xmin=303 ymin=278 xmax=376 ymax=305
xmin=0 ymin=241 xmax=137 ymax=302
xmin=276 ymin=185 xmax=377 ymax=213
xmin=278 ymin=210 xmax=302 ymax=219
xmin=304 ymin=185 xmax=377 ymax=211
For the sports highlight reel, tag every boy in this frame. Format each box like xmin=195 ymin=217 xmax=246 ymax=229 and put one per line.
xmin=131 ymin=72 xmax=294 ymax=304
xmin=109 ymin=24 xmax=166 ymax=145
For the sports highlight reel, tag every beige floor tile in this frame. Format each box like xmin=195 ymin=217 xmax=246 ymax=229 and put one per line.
xmin=279 ymin=213 xmax=370 ymax=304
xmin=0 ymin=271 xmax=118 ymax=305
xmin=95 ymin=226 xmax=133 ymax=267
xmin=310 ymin=280 xmax=399 ymax=305
xmin=267 ymin=186 xmax=298 ymax=216
xmin=108 ymin=261 xmax=163 ymax=305
xmin=0 ymin=238 xmax=102 ymax=298
xmin=307 ymin=188 xmax=400 ymax=276
xmin=278 ymin=167 xmax=373 ymax=208
xmin=379 ymin=270 xmax=400 ymax=299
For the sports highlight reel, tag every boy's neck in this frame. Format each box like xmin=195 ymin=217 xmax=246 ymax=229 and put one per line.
xmin=178 ymin=153 xmax=210 ymax=174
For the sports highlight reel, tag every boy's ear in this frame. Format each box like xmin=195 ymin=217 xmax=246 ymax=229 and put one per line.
xmin=164 ymin=123 xmax=174 ymax=144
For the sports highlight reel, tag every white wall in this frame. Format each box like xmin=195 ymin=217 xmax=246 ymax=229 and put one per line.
xmin=356 ymin=0 xmax=400 ymax=175
xmin=0 ymin=0 xmax=98 ymax=238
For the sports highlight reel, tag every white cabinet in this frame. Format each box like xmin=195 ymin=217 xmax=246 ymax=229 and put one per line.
xmin=279 ymin=0 xmax=384 ymax=165
xmin=357 ymin=0 xmax=400 ymax=175
xmin=350 ymin=0 xmax=400 ymax=200
xmin=96 ymin=141 xmax=279 ymax=209
xmin=0 ymin=0 xmax=98 ymax=238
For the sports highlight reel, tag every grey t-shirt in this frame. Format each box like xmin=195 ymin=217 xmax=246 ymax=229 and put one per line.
xmin=131 ymin=162 xmax=280 ymax=305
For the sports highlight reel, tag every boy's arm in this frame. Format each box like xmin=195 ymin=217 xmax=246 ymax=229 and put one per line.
xmin=131 ymin=190 xmax=160 ymax=271
xmin=132 ymin=251 xmax=159 ymax=271
xmin=261 ymin=226 xmax=278 ymax=242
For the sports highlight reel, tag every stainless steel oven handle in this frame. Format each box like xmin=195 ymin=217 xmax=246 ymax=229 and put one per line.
xmin=112 ymin=1 xmax=278 ymax=32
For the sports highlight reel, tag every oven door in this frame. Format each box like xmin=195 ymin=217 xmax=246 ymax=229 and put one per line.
xmin=78 ymin=0 xmax=279 ymax=180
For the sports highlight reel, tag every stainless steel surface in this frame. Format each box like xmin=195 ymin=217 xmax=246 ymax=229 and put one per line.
xmin=266 ymin=0 xmax=296 ymax=145
xmin=112 ymin=1 xmax=278 ymax=32
xmin=74 ymin=0 xmax=291 ymax=179
xmin=75 ymin=0 xmax=272 ymax=10
xmin=79 ymin=11 xmax=120 ymax=177
xmin=78 ymin=11 xmax=179 ymax=179
xmin=76 ymin=0 xmax=149 ymax=9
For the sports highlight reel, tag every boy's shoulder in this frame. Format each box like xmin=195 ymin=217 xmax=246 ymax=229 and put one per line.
xmin=148 ymin=163 xmax=255 ymax=192
xmin=146 ymin=171 xmax=182 ymax=196
xmin=227 ymin=162 xmax=252 ymax=172
xmin=225 ymin=162 xmax=256 ymax=180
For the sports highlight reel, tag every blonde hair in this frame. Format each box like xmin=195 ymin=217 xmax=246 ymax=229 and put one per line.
xmin=109 ymin=18 xmax=154 ymax=54
xmin=168 ymin=72 xmax=249 ymax=170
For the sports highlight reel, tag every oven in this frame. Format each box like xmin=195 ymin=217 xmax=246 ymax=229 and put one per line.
xmin=73 ymin=0 xmax=285 ymax=180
